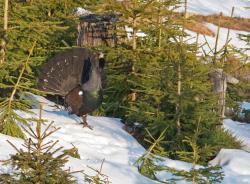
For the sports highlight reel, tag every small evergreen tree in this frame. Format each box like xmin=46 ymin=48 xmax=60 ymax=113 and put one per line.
xmin=136 ymin=124 xmax=224 ymax=184
xmin=135 ymin=128 xmax=168 ymax=181
xmin=0 ymin=105 xmax=77 ymax=184
xmin=170 ymin=123 xmax=224 ymax=184
xmin=97 ymin=0 xmax=241 ymax=163
xmin=0 ymin=42 xmax=41 ymax=138
xmin=84 ymin=159 xmax=111 ymax=184
xmin=0 ymin=0 xmax=87 ymax=137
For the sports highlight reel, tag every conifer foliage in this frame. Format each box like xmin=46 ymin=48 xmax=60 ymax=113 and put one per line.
xmin=0 ymin=42 xmax=39 ymax=138
xmin=84 ymin=159 xmax=111 ymax=184
xmin=99 ymin=0 xmax=241 ymax=162
xmin=0 ymin=105 xmax=76 ymax=184
xmin=135 ymin=128 xmax=168 ymax=182
xmin=0 ymin=0 xmax=246 ymax=183
xmin=170 ymin=121 xmax=224 ymax=184
xmin=136 ymin=127 xmax=224 ymax=183
xmin=0 ymin=0 xmax=86 ymax=137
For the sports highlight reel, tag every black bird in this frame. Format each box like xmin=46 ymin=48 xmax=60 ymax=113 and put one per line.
xmin=38 ymin=48 xmax=105 ymax=129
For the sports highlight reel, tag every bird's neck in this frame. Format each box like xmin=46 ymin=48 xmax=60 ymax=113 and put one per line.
xmin=82 ymin=70 xmax=102 ymax=92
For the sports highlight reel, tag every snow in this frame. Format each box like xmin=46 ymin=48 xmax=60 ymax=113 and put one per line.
xmin=1 ymin=95 xmax=250 ymax=183
xmin=224 ymin=119 xmax=250 ymax=152
xmin=125 ymin=26 xmax=147 ymax=39
xmin=0 ymin=95 xmax=155 ymax=184
xmin=210 ymin=149 xmax=250 ymax=184
xmin=241 ymin=101 xmax=250 ymax=110
xmin=179 ymin=0 xmax=250 ymax=57
xmin=186 ymin=23 xmax=250 ymax=57
xmin=183 ymin=0 xmax=250 ymax=18
xmin=75 ymin=7 xmax=92 ymax=16
xmin=223 ymin=99 xmax=250 ymax=153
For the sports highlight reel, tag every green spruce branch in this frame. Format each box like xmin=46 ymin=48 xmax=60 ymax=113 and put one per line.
xmin=84 ymin=159 xmax=111 ymax=184
xmin=0 ymin=104 xmax=77 ymax=184
xmin=0 ymin=41 xmax=37 ymax=138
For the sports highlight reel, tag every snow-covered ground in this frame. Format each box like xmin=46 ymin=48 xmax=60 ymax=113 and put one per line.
xmin=186 ymin=23 xmax=250 ymax=56
xmin=224 ymin=119 xmax=250 ymax=152
xmin=184 ymin=0 xmax=250 ymax=57
xmin=223 ymin=102 xmax=250 ymax=152
xmin=184 ymin=0 xmax=250 ymax=18
xmin=0 ymin=2 xmax=250 ymax=183
xmin=241 ymin=101 xmax=250 ymax=110
xmin=0 ymin=95 xmax=154 ymax=184
xmin=0 ymin=95 xmax=250 ymax=184
xmin=210 ymin=149 xmax=250 ymax=184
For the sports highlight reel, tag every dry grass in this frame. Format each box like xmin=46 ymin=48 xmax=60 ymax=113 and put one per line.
xmin=193 ymin=14 xmax=250 ymax=32
xmin=172 ymin=12 xmax=216 ymax=36
xmin=165 ymin=12 xmax=250 ymax=38
xmin=224 ymin=56 xmax=250 ymax=80
xmin=184 ymin=20 xmax=215 ymax=37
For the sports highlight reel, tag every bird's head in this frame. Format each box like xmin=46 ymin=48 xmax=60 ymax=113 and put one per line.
xmin=81 ymin=51 xmax=106 ymax=91
xmin=91 ymin=52 xmax=105 ymax=72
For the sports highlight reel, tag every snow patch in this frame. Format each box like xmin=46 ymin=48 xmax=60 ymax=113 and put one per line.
xmin=223 ymin=119 xmax=250 ymax=152
xmin=75 ymin=7 xmax=93 ymax=16
xmin=241 ymin=102 xmax=250 ymax=110
xmin=210 ymin=149 xmax=250 ymax=184
xmin=182 ymin=0 xmax=250 ymax=18
xmin=0 ymin=95 xmax=154 ymax=184
xmin=186 ymin=23 xmax=250 ymax=56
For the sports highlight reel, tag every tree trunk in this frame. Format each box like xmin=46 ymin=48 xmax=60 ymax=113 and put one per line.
xmin=175 ymin=0 xmax=188 ymax=135
xmin=157 ymin=5 xmax=162 ymax=48
xmin=184 ymin=0 xmax=188 ymax=19
xmin=176 ymin=62 xmax=181 ymax=135
xmin=1 ymin=0 xmax=8 ymax=64
xmin=4 ymin=0 xmax=8 ymax=31
xmin=213 ymin=13 xmax=222 ymax=64
xmin=132 ymin=18 xmax=137 ymax=50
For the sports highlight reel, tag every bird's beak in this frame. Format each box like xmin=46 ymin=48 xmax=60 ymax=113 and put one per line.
xmin=99 ymin=52 xmax=104 ymax=59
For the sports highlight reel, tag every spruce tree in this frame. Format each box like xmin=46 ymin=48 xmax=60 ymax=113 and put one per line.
xmin=84 ymin=159 xmax=111 ymax=184
xmin=170 ymin=122 xmax=224 ymax=184
xmin=97 ymin=0 xmax=241 ymax=162
xmin=0 ymin=105 xmax=76 ymax=184
xmin=0 ymin=0 xmax=86 ymax=137
xmin=135 ymin=128 xmax=168 ymax=181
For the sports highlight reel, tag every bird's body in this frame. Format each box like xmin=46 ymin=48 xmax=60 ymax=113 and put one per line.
xmin=38 ymin=48 xmax=105 ymax=128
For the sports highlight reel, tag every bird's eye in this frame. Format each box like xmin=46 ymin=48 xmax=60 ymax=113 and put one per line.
xmin=78 ymin=90 xmax=83 ymax=96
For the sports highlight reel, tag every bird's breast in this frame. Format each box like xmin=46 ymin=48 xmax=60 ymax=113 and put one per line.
xmin=77 ymin=90 xmax=103 ymax=115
